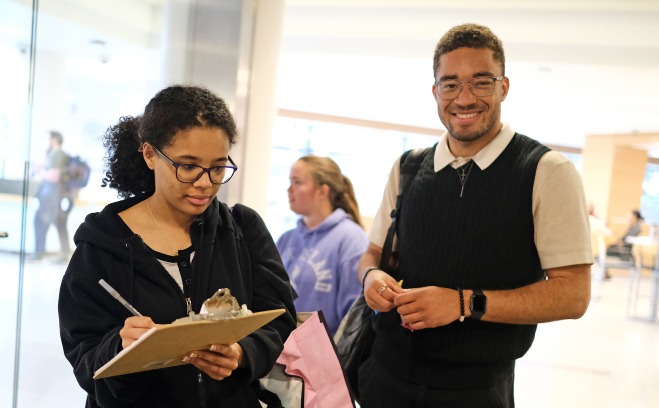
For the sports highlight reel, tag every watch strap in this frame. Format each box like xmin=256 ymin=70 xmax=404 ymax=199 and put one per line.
xmin=470 ymin=289 xmax=486 ymax=320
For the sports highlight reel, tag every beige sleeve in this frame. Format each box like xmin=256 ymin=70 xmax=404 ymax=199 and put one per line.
xmin=368 ymin=157 xmax=401 ymax=248
xmin=533 ymin=151 xmax=594 ymax=269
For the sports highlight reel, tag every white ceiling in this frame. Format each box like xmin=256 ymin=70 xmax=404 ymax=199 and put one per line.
xmin=277 ymin=0 xmax=659 ymax=153
xmin=4 ymin=0 xmax=659 ymax=154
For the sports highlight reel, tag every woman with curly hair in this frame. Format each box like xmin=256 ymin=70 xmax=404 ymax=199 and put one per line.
xmin=58 ymin=85 xmax=296 ymax=407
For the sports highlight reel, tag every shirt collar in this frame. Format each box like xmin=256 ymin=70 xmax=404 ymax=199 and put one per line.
xmin=434 ymin=123 xmax=514 ymax=171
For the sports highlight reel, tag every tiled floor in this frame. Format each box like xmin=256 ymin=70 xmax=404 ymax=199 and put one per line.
xmin=0 ymin=254 xmax=657 ymax=407
xmin=515 ymin=267 xmax=658 ymax=407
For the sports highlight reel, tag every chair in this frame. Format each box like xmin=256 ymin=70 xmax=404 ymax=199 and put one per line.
xmin=626 ymin=236 xmax=659 ymax=322
xmin=591 ymin=218 xmax=634 ymax=280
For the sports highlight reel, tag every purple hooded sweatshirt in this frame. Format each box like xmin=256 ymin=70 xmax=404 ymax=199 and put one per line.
xmin=277 ymin=208 xmax=369 ymax=335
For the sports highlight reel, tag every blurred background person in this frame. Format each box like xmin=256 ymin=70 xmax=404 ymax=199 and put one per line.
xmin=606 ymin=209 xmax=644 ymax=262
xmin=588 ymin=202 xmax=611 ymax=244
xmin=277 ymin=155 xmax=369 ymax=335
xmin=588 ymin=202 xmax=611 ymax=281
xmin=31 ymin=130 xmax=71 ymax=261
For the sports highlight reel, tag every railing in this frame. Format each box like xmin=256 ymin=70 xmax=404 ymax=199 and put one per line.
xmin=626 ymin=236 xmax=659 ymax=323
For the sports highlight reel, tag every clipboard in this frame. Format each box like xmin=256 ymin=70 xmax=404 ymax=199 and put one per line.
xmin=94 ymin=309 xmax=285 ymax=379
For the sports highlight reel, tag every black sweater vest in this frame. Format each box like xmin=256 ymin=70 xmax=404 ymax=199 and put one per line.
xmin=373 ymin=134 xmax=550 ymax=387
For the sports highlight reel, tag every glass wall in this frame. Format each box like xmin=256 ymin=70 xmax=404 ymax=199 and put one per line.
xmin=641 ymin=163 xmax=659 ymax=226
xmin=0 ymin=2 xmax=33 ymax=406
xmin=0 ymin=1 xmax=236 ymax=406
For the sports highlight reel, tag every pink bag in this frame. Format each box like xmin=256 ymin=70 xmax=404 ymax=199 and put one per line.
xmin=273 ymin=311 xmax=355 ymax=408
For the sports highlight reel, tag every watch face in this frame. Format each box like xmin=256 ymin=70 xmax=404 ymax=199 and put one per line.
xmin=472 ymin=294 xmax=487 ymax=312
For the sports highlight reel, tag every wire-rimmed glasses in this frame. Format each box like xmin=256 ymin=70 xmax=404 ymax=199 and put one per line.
xmin=435 ymin=75 xmax=505 ymax=100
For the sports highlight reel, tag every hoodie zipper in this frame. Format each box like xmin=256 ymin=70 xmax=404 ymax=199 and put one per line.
xmin=180 ymin=255 xmax=194 ymax=315
xmin=186 ymin=297 xmax=193 ymax=315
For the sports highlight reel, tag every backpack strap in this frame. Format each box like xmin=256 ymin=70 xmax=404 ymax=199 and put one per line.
xmin=379 ymin=147 xmax=429 ymax=272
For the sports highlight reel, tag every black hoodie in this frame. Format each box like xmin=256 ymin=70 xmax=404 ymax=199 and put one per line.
xmin=58 ymin=194 xmax=296 ymax=408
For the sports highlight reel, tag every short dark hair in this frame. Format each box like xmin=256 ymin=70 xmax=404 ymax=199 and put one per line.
xmin=49 ymin=130 xmax=63 ymax=145
xmin=432 ymin=23 xmax=506 ymax=79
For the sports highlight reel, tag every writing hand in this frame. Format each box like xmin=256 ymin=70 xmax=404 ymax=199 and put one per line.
xmin=119 ymin=316 xmax=156 ymax=348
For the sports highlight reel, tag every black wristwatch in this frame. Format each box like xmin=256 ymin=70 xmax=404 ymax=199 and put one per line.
xmin=470 ymin=289 xmax=487 ymax=320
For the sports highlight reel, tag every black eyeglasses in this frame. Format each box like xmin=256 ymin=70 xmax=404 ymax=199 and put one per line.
xmin=435 ymin=76 xmax=505 ymax=100
xmin=153 ymin=146 xmax=238 ymax=184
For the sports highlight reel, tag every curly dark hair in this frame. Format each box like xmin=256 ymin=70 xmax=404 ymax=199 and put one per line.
xmin=432 ymin=23 xmax=505 ymax=79
xmin=101 ymin=85 xmax=238 ymax=198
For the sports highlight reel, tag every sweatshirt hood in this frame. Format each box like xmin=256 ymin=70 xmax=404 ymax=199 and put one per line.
xmin=296 ymin=208 xmax=351 ymax=235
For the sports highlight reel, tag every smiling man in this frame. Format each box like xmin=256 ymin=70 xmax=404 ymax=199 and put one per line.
xmin=356 ymin=24 xmax=593 ymax=407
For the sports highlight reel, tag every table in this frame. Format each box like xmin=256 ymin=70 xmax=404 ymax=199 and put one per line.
xmin=626 ymin=236 xmax=659 ymax=322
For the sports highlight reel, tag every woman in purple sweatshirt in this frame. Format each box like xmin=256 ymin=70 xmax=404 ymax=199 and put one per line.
xmin=277 ymin=155 xmax=369 ymax=335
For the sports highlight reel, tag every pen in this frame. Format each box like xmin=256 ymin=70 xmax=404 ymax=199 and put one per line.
xmin=99 ymin=279 xmax=143 ymax=316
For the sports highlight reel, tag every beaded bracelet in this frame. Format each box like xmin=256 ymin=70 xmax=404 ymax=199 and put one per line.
xmin=361 ymin=266 xmax=379 ymax=288
xmin=457 ymin=287 xmax=465 ymax=322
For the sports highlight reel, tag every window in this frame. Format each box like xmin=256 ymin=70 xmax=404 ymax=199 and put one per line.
xmin=641 ymin=163 xmax=659 ymax=226
xmin=267 ymin=115 xmax=438 ymax=240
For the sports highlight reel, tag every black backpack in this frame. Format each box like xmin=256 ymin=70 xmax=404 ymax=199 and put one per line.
xmin=380 ymin=146 xmax=430 ymax=271
xmin=335 ymin=146 xmax=430 ymax=402
xmin=62 ymin=154 xmax=91 ymax=193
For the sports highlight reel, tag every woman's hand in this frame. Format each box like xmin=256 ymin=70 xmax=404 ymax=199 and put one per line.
xmin=119 ymin=316 xmax=156 ymax=349
xmin=182 ymin=343 xmax=244 ymax=381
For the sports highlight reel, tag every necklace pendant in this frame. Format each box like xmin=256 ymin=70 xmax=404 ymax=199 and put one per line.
xmin=455 ymin=160 xmax=473 ymax=199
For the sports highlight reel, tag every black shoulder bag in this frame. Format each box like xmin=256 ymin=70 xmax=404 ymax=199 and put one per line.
xmin=335 ymin=147 xmax=428 ymax=402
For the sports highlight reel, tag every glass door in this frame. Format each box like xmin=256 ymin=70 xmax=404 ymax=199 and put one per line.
xmin=0 ymin=1 xmax=37 ymax=406
xmin=0 ymin=0 xmax=207 ymax=405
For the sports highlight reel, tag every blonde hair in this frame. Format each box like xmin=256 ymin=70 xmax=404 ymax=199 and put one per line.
xmin=298 ymin=155 xmax=363 ymax=228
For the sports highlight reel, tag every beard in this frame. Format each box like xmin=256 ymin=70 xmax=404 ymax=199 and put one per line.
xmin=442 ymin=102 xmax=501 ymax=143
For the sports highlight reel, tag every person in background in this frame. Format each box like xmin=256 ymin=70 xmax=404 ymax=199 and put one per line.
xmin=357 ymin=23 xmax=592 ymax=407
xmin=606 ymin=209 xmax=644 ymax=262
xmin=587 ymin=202 xmax=612 ymax=280
xmin=277 ymin=155 xmax=369 ymax=335
xmin=58 ymin=85 xmax=296 ymax=408
xmin=32 ymin=130 xmax=71 ymax=261
xmin=588 ymin=202 xmax=612 ymax=242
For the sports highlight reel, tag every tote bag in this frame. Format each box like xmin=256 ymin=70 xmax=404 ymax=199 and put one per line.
xmin=261 ymin=311 xmax=355 ymax=408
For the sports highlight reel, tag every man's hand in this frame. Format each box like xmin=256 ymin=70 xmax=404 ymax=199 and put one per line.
xmin=363 ymin=269 xmax=405 ymax=312
xmin=394 ymin=286 xmax=461 ymax=330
